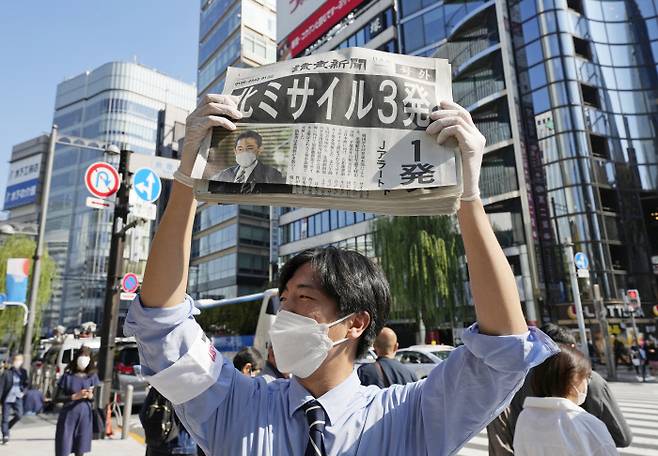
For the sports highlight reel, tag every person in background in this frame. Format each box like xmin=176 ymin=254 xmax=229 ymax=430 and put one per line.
xmin=140 ymin=387 xmax=198 ymax=456
xmin=487 ymin=323 xmax=632 ymax=454
xmin=259 ymin=343 xmax=289 ymax=383
xmin=54 ymin=346 xmax=99 ymax=456
xmin=1 ymin=354 xmax=28 ymax=444
xmin=513 ymin=344 xmax=617 ymax=455
xmin=647 ymin=338 xmax=658 ymax=377
xmin=630 ymin=341 xmax=648 ymax=382
xmin=232 ymin=347 xmax=263 ymax=377
xmin=357 ymin=327 xmax=418 ymax=388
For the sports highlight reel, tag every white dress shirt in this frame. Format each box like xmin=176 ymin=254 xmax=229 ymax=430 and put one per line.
xmin=514 ymin=396 xmax=618 ymax=455
xmin=234 ymin=160 xmax=257 ymax=182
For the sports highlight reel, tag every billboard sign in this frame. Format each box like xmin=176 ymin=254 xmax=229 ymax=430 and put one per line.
xmin=278 ymin=0 xmax=366 ymax=58
xmin=6 ymin=258 xmax=31 ymax=303
xmin=277 ymin=0 xmax=325 ymax=43
xmin=3 ymin=154 xmax=42 ymax=210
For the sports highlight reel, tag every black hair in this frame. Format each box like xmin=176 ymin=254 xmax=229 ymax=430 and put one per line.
xmin=233 ymin=347 xmax=264 ymax=372
xmin=278 ymin=246 xmax=390 ymax=359
xmin=540 ymin=323 xmax=577 ymax=346
xmin=532 ymin=343 xmax=591 ymax=398
xmin=66 ymin=345 xmax=97 ymax=376
xmin=235 ymin=130 xmax=262 ymax=148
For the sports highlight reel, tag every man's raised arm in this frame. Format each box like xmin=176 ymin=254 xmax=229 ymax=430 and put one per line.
xmin=428 ymin=101 xmax=527 ymax=336
xmin=140 ymin=94 xmax=242 ymax=308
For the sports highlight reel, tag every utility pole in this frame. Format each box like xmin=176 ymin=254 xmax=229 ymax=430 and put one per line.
xmin=23 ymin=125 xmax=58 ymax=372
xmin=565 ymin=243 xmax=589 ymax=357
xmin=98 ymin=149 xmax=131 ymax=408
xmin=593 ymin=284 xmax=615 ymax=380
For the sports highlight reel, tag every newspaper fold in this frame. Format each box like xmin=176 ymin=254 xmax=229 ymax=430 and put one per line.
xmin=192 ymin=47 xmax=462 ymax=215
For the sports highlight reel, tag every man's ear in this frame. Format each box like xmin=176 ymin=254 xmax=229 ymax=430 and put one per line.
xmin=347 ymin=311 xmax=371 ymax=339
xmin=242 ymin=363 xmax=253 ymax=375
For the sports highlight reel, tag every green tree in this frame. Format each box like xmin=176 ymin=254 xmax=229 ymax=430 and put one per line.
xmin=0 ymin=236 xmax=57 ymax=354
xmin=373 ymin=216 xmax=467 ymax=331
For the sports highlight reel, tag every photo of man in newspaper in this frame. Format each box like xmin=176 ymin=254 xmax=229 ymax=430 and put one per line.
xmin=206 ymin=129 xmax=286 ymax=184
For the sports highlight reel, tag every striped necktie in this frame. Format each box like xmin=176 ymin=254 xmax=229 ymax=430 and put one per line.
xmin=235 ymin=168 xmax=246 ymax=183
xmin=302 ymin=399 xmax=327 ymax=456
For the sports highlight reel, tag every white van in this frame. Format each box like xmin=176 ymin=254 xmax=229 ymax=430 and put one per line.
xmin=38 ymin=335 xmax=101 ymax=401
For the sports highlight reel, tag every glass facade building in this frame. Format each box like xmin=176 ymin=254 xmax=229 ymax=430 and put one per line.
xmin=43 ymin=62 xmax=195 ymax=330
xmin=277 ymin=0 xmax=658 ymax=335
xmin=396 ymin=0 xmax=658 ymax=332
xmin=191 ymin=0 xmax=278 ymax=300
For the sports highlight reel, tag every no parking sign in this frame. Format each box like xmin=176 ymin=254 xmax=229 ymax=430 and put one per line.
xmin=121 ymin=273 xmax=140 ymax=293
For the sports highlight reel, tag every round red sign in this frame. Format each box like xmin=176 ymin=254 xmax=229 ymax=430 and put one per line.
xmin=85 ymin=162 xmax=120 ymax=198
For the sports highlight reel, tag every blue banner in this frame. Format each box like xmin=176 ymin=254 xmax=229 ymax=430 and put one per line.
xmin=3 ymin=179 xmax=39 ymax=210
xmin=212 ymin=335 xmax=255 ymax=353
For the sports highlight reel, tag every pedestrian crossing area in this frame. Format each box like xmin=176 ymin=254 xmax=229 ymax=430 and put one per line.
xmin=456 ymin=383 xmax=658 ymax=455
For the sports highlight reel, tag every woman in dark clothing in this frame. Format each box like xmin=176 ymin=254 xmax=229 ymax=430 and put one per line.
xmin=55 ymin=346 xmax=99 ymax=456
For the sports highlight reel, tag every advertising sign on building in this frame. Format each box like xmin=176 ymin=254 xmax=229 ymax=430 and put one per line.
xmin=277 ymin=0 xmax=325 ymax=43
xmin=278 ymin=0 xmax=367 ymax=59
xmin=6 ymin=258 xmax=31 ymax=303
xmin=3 ymin=154 xmax=41 ymax=210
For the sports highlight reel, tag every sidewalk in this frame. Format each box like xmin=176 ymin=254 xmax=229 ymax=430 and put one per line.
xmin=593 ymin=362 xmax=657 ymax=384
xmin=4 ymin=413 xmax=145 ymax=455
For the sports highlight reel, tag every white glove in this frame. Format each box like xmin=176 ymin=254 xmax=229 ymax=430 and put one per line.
xmin=426 ymin=100 xmax=485 ymax=201
xmin=177 ymin=94 xmax=242 ymax=178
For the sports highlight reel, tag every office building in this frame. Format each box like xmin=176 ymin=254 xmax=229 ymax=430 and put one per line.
xmin=43 ymin=62 xmax=195 ymax=330
xmin=276 ymin=0 xmax=658 ymax=338
xmin=189 ymin=0 xmax=278 ymax=301
xmin=2 ymin=134 xmax=49 ymax=225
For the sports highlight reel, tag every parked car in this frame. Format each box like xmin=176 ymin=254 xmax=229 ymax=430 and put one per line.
xmin=112 ymin=340 xmax=148 ymax=406
xmin=395 ymin=344 xmax=455 ymax=379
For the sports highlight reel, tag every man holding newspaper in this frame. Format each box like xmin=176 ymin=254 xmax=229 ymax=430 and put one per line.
xmin=125 ymin=49 xmax=558 ymax=455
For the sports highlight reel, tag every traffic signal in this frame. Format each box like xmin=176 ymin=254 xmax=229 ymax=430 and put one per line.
xmin=627 ymin=289 xmax=641 ymax=311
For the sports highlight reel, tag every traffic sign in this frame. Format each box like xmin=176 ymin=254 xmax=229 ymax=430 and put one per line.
xmin=574 ymin=252 xmax=589 ymax=270
xmin=85 ymin=196 xmax=114 ymax=210
xmin=121 ymin=273 xmax=140 ymax=293
xmin=120 ymin=292 xmax=137 ymax=301
xmin=0 ymin=293 xmax=5 ymax=310
xmin=132 ymin=168 xmax=162 ymax=203
xmin=131 ymin=202 xmax=157 ymax=221
xmin=85 ymin=162 xmax=120 ymax=198
xmin=576 ymin=269 xmax=590 ymax=278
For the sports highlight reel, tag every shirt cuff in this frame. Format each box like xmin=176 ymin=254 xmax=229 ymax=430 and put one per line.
xmin=461 ymin=324 xmax=559 ymax=373
xmin=147 ymin=329 xmax=224 ymax=404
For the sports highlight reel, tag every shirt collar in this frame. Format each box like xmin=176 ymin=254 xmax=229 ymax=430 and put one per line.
xmin=288 ymin=371 xmax=362 ymax=426
xmin=523 ymin=396 xmax=582 ymax=412
xmin=238 ymin=160 xmax=258 ymax=173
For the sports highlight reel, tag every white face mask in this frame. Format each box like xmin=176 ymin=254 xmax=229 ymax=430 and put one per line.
xmin=269 ymin=310 xmax=354 ymax=379
xmin=235 ymin=151 xmax=257 ymax=168
xmin=77 ymin=356 xmax=91 ymax=371
xmin=572 ymin=381 xmax=588 ymax=406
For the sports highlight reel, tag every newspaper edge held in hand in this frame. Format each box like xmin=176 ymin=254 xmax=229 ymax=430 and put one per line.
xmin=191 ymin=47 xmax=463 ymax=215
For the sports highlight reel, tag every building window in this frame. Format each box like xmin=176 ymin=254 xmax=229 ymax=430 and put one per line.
xmin=580 ymin=84 xmax=600 ymax=108
xmin=573 ymin=36 xmax=592 ymax=60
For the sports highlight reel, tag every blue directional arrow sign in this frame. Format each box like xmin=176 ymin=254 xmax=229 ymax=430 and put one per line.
xmin=132 ymin=168 xmax=162 ymax=203
xmin=574 ymin=252 xmax=589 ymax=270
xmin=0 ymin=293 xmax=6 ymax=310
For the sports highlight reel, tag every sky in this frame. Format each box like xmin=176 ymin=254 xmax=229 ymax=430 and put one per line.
xmin=0 ymin=1 xmax=200 ymax=216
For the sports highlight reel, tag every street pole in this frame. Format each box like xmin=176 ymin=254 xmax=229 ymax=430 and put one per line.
xmin=22 ymin=124 xmax=58 ymax=372
xmin=98 ymin=149 xmax=131 ymax=409
xmin=565 ymin=243 xmax=589 ymax=357
xmin=593 ymin=284 xmax=616 ymax=380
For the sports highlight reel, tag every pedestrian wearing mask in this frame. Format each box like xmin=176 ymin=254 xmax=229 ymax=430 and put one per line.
xmin=232 ymin=347 xmax=263 ymax=377
xmin=487 ymin=323 xmax=632 ymax=453
xmin=1 ymin=354 xmax=28 ymax=444
xmin=54 ymin=346 xmax=99 ymax=456
xmin=513 ymin=343 xmax=617 ymax=455
xmin=124 ymin=95 xmax=559 ymax=455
